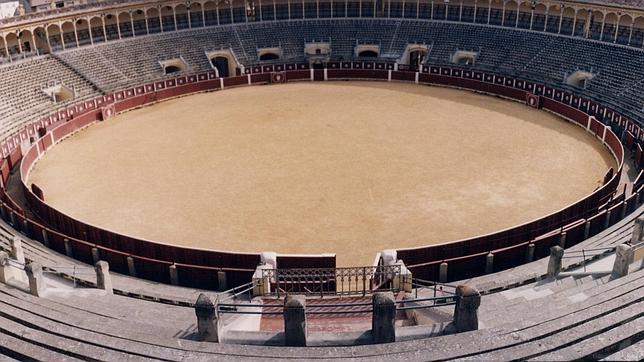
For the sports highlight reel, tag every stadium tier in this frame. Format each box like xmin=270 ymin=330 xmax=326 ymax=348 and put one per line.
xmin=0 ymin=0 xmax=643 ymax=359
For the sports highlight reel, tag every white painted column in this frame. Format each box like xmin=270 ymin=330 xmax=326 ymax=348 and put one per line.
xmin=501 ymin=1 xmax=506 ymax=26
xmin=628 ymin=20 xmax=634 ymax=45
xmin=116 ymin=15 xmax=122 ymax=39
xmin=201 ymin=6 xmax=206 ymax=26
xmin=130 ymin=13 xmax=136 ymax=37
xmin=558 ymin=7 xmax=563 ymax=34
xmin=614 ymin=20 xmax=620 ymax=43
xmin=102 ymin=16 xmax=107 ymax=40
xmin=173 ymin=7 xmax=178 ymax=30
xmin=487 ymin=0 xmax=491 ymax=24
xmin=599 ymin=14 xmax=606 ymax=40
xmin=515 ymin=3 xmax=519 ymax=27
xmin=88 ymin=19 xmax=94 ymax=45
xmin=571 ymin=10 xmax=577 ymax=36
xmin=543 ymin=7 xmax=549 ymax=31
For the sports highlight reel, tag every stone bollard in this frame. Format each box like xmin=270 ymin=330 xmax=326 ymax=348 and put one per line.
xmin=284 ymin=294 xmax=307 ymax=347
xmin=217 ymin=271 xmax=228 ymax=291
xmin=630 ymin=216 xmax=644 ymax=244
xmin=372 ymin=292 xmax=396 ymax=343
xmin=91 ymin=248 xmax=100 ymax=264
xmin=453 ymin=285 xmax=481 ymax=332
xmin=604 ymin=210 xmax=612 ymax=229
xmin=169 ymin=264 xmax=179 ymax=286
xmin=611 ymin=244 xmax=634 ymax=278
xmin=126 ymin=256 xmax=137 ymax=277
xmin=25 ymin=262 xmax=46 ymax=297
xmin=485 ymin=253 xmax=494 ymax=274
xmin=547 ymin=246 xmax=564 ymax=278
xmin=195 ymin=293 xmax=219 ymax=342
xmin=0 ymin=251 xmax=9 ymax=283
xmin=559 ymin=232 xmax=567 ymax=248
xmin=584 ymin=220 xmax=591 ymax=239
xmin=95 ymin=260 xmax=113 ymax=294
xmin=525 ymin=243 xmax=535 ymax=263
xmin=10 ymin=236 xmax=25 ymax=264
xmin=439 ymin=262 xmax=448 ymax=283
xmin=22 ymin=219 xmax=30 ymax=237
xmin=64 ymin=238 xmax=73 ymax=258
xmin=41 ymin=229 xmax=50 ymax=248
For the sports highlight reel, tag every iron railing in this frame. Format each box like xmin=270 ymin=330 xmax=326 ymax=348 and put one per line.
xmin=260 ymin=265 xmax=402 ymax=297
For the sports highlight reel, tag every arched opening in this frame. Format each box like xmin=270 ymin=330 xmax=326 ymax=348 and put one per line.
xmin=560 ymin=7 xmax=576 ymax=35
xmin=545 ymin=5 xmax=561 ymax=33
xmin=616 ymin=15 xmax=633 ymax=45
xmin=204 ymin=1 xmax=218 ymax=26
xmin=4 ymin=33 xmax=18 ymax=56
xmin=165 ymin=65 xmax=182 ymax=74
xmin=104 ymin=13 xmax=119 ymax=41
xmin=175 ymin=4 xmax=190 ymax=30
xmin=75 ymin=19 xmax=91 ymax=46
xmin=532 ymin=4 xmax=547 ymax=30
xmin=358 ymin=50 xmax=378 ymax=57
xmin=517 ymin=2 xmax=532 ymax=29
xmin=89 ymin=16 xmax=105 ymax=43
xmin=211 ymin=56 xmax=230 ymax=77
xmin=589 ymin=11 xmax=604 ymax=40
xmin=60 ymin=22 xmax=76 ymax=48
xmin=118 ymin=12 xmax=133 ymax=38
xmin=602 ymin=13 xmax=618 ymax=41
xmin=632 ymin=17 xmax=644 ymax=47
xmin=189 ymin=3 xmax=204 ymax=28
xmin=146 ymin=8 xmax=161 ymax=34
xmin=408 ymin=49 xmax=427 ymax=70
xmin=503 ymin=0 xmax=518 ymax=27
xmin=161 ymin=6 xmax=175 ymax=32
xmin=573 ymin=8 xmax=589 ymax=37
xmin=46 ymin=24 xmax=63 ymax=51
xmin=132 ymin=9 xmax=147 ymax=36
xmin=33 ymin=27 xmax=50 ymax=54
xmin=259 ymin=52 xmax=280 ymax=61
xmin=18 ymin=29 xmax=34 ymax=54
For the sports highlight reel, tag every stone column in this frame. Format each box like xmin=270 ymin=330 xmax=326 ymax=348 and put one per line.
xmin=10 ymin=236 xmax=25 ymax=264
xmin=453 ymin=285 xmax=480 ymax=332
xmin=217 ymin=271 xmax=227 ymax=291
xmin=485 ymin=252 xmax=494 ymax=274
xmin=169 ymin=264 xmax=179 ymax=285
xmin=611 ymin=244 xmax=634 ymax=278
xmin=0 ymin=251 xmax=10 ymax=283
xmin=126 ymin=256 xmax=137 ymax=277
xmin=195 ymin=293 xmax=219 ymax=342
xmin=547 ymin=246 xmax=564 ymax=277
xmin=630 ymin=216 xmax=644 ymax=244
xmin=25 ymin=262 xmax=46 ymax=297
xmin=525 ymin=243 xmax=535 ymax=262
xmin=372 ymin=292 xmax=396 ymax=343
xmin=95 ymin=260 xmax=113 ymax=294
xmin=284 ymin=294 xmax=306 ymax=346
xmin=439 ymin=261 xmax=448 ymax=282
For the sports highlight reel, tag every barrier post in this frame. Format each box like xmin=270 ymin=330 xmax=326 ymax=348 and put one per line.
xmin=10 ymin=236 xmax=25 ymax=264
xmin=64 ymin=238 xmax=73 ymax=258
xmin=439 ymin=262 xmax=448 ymax=283
xmin=25 ymin=262 xmax=46 ymax=297
xmin=95 ymin=260 xmax=113 ymax=294
xmin=584 ymin=220 xmax=591 ymax=239
xmin=485 ymin=253 xmax=494 ymax=274
xmin=611 ymin=244 xmax=634 ymax=278
xmin=526 ymin=243 xmax=535 ymax=262
xmin=559 ymin=232 xmax=567 ymax=248
xmin=630 ymin=216 xmax=644 ymax=244
xmin=547 ymin=246 xmax=564 ymax=277
xmin=453 ymin=285 xmax=480 ymax=332
xmin=195 ymin=293 xmax=219 ymax=342
xmin=41 ymin=229 xmax=50 ymax=248
xmin=91 ymin=247 xmax=100 ymax=264
xmin=126 ymin=256 xmax=137 ymax=277
xmin=604 ymin=210 xmax=612 ymax=229
xmin=169 ymin=264 xmax=179 ymax=286
xmin=284 ymin=294 xmax=307 ymax=346
xmin=372 ymin=292 xmax=396 ymax=343
xmin=217 ymin=271 xmax=227 ymax=291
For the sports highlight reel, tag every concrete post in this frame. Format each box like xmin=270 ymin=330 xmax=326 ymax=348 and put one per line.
xmin=611 ymin=244 xmax=634 ymax=278
xmin=0 ymin=251 xmax=10 ymax=283
xmin=584 ymin=220 xmax=591 ymax=239
xmin=217 ymin=271 xmax=228 ymax=291
xmin=439 ymin=262 xmax=448 ymax=283
xmin=95 ymin=260 xmax=113 ymax=294
xmin=547 ymin=246 xmax=564 ymax=277
xmin=372 ymin=292 xmax=396 ymax=343
xmin=525 ymin=243 xmax=535 ymax=262
xmin=559 ymin=231 xmax=567 ymax=248
xmin=195 ymin=293 xmax=219 ymax=342
xmin=64 ymin=238 xmax=73 ymax=258
xmin=91 ymin=247 xmax=100 ymax=264
xmin=25 ymin=262 xmax=46 ymax=297
xmin=604 ymin=210 xmax=612 ymax=229
xmin=630 ymin=216 xmax=644 ymax=244
xmin=485 ymin=253 xmax=494 ymax=274
xmin=453 ymin=285 xmax=481 ymax=332
xmin=169 ymin=264 xmax=179 ymax=286
xmin=41 ymin=228 xmax=50 ymax=248
xmin=284 ymin=294 xmax=306 ymax=347
xmin=126 ymin=256 xmax=137 ymax=277
xmin=21 ymin=219 xmax=30 ymax=237
xmin=10 ymin=236 xmax=25 ymax=264
xmin=9 ymin=211 xmax=16 ymax=227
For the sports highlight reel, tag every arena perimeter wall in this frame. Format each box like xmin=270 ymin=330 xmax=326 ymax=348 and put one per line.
xmin=0 ymin=61 xmax=637 ymax=288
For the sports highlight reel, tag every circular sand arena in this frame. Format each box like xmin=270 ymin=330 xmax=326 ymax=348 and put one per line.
xmin=28 ymin=82 xmax=615 ymax=266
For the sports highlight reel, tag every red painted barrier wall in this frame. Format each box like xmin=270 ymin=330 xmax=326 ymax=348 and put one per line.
xmin=2 ymin=62 xmax=634 ymax=288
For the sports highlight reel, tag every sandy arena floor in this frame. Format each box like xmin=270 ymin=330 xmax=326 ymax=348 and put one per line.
xmin=28 ymin=82 xmax=615 ymax=266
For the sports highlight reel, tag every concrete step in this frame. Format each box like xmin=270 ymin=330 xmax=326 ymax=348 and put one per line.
xmin=0 ymin=331 xmax=83 ymax=362
xmin=601 ymin=337 xmax=644 ymax=361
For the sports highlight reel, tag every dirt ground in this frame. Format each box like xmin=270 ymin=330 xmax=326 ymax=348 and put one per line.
xmin=28 ymin=81 xmax=615 ymax=266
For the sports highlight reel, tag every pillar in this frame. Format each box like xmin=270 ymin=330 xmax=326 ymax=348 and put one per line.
xmin=127 ymin=256 xmax=137 ymax=277
xmin=195 ymin=293 xmax=219 ymax=342
xmin=559 ymin=231 xmax=567 ymax=248
xmin=604 ymin=210 xmax=612 ymax=229
xmin=485 ymin=252 xmax=494 ymax=274
xmin=547 ymin=246 xmax=564 ymax=277
xmin=584 ymin=220 xmax=591 ymax=238
xmin=372 ymin=292 xmax=396 ymax=343
xmin=91 ymin=247 xmax=100 ymax=264
xmin=0 ymin=251 xmax=10 ymax=283
xmin=169 ymin=264 xmax=179 ymax=285
xmin=525 ymin=243 xmax=535 ymax=262
xmin=73 ymin=22 xmax=79 ymax=47
xmin=439 ymin=261 xmax=448 ymax=282
xmin=10 ymin=236 xmax=25 ymax=264
xmin=630 ymin=216 xmax=644 ymax=244
xmin=63 ymin=238 xmax=73 ymax=258
xmin=217 ymin=271 xmax=227 ymax=291
xmin=25 ymin=262 xmax=46 ymax=297
xmin=284 ymin=294 xmax=307 ymax=346
xmin=95 ymin=260 xmax=113 ymax=294
xmin=453 ymin=285 xmax=480 ymax=332
xmin=611 ymin=244 xmax=634 ymax=278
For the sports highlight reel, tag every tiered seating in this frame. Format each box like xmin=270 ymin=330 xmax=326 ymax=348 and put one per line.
xmin=0 ymin=56 xmax=98 ymax=138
